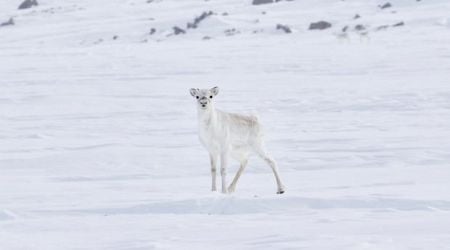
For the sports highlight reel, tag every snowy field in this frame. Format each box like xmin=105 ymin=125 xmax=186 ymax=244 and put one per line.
xmin=1 ymin=0 xmax=450 ymax=249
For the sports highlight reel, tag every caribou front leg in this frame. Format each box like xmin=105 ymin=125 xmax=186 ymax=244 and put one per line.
xmin=220 ymin=152 xmax=228 ymax=194
xmin=210 ymin=154 xmax=217 ymax=192
xmin=228 ymin=158 xmax=248 ymax=193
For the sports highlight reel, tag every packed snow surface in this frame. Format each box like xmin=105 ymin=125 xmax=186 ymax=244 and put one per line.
xmin=1 ymin=0 xmax=450 ymax=249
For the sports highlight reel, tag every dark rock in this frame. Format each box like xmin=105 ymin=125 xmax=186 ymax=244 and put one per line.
xmin=354 ymin=24 xmax=366 ymax=31
xmin=149 ymin=28 xmax=156 ymax=35
xmin=222 ymin=12 xmax=229 ymax=16
xmin=342 ymin=25 xmax=348 ymax=32
xmin=376 ymin=25 xmax=389 ymax=31
xmin=276 ymin=24 xmax=292 ymax=33
xmin=112 ymin=35 xmax=118 ymax=40
xmin=224 ymin=28 xmax=239 ymax=36
xmin=0 ymin=18 xmax=14 ymax=27
xmin=392 ymin=21 xmax=404 ymax=27
xmin=379 ymin=2 xmax=392 ymax=9
xmin=308 ymin=21 xmax=332 ymax=30
xmin=18 ymin=0 xmax=38 ymax=10
xmin=202 ymin=36 xmax=212 ymax=40
xmin=252 ymin=0 xmax=274 ymax=5
xmin=359 ymin=31 xmax=369 ymax=36
xmin=187 ymin=11 xmax=213 ymax=29
xmin=173 ymin=26 xmax=186 ymax=35
xmin=354 ymin=14 xmax=361 ymax=19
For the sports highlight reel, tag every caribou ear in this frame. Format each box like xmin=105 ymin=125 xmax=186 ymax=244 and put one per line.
xmin=190 ymin=88 xmax=198 ymax=97
xmin=210 ymin=86 xmax=219 ymax=96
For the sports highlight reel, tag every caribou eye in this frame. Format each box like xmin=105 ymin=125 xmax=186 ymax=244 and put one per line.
xmin=196 ymin=96 xmax=199 ymax=99
xmin=210 ymin=96 xmax=213 ymax=99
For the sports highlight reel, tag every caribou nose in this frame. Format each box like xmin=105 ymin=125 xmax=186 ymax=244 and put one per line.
xmin=200 ymin=98 xmax=208 ymax=107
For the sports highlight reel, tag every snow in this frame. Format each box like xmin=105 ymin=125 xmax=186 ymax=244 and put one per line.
xmin=1 ymin=0 xmax=450 ymax=249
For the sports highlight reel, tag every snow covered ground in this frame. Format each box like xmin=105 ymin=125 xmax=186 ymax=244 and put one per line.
xmin=1 ymin=0 xmax=450 ymax=249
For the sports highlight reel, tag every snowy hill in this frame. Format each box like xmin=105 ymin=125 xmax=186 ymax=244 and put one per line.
xmin=1 ymin=0 xmax=450 ymax=249
xmin=2 ymin=0 xmax=450 ymax=45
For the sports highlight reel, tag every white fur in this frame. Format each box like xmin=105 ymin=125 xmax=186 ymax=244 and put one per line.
xmin=190 ymin=87 xmax=285 ymax=194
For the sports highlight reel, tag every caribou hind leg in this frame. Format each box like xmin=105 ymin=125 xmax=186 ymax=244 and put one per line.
xmin=254 ymin=145 xmax=285 ymax=194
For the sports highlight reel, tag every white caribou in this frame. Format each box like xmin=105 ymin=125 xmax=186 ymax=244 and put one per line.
xmin=190 ymin=87 xmax=285 ymax=194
